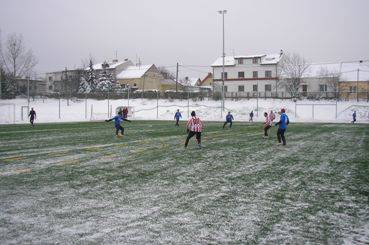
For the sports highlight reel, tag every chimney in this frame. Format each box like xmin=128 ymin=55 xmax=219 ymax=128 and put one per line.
xmin=280 ymin=49 xmax=284 ymax=57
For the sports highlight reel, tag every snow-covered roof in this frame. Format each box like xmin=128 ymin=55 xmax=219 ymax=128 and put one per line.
xmin=188 ymin=77 xmax=200 ymax=86
xmin=116 ymin=65 xmax=153 ymax=79
xmin=90 ymin=60 xmax=130 ymax=70
xmin=211 ymin=56 xmax=236 ymax=67
xmin=302 ymin=61 xmax=369 ymax=81
xmin=261 ymin=54 xmax=282 ymax=65
xmin=211 ymin=53 xmax=282 ymax=66
xmin=234 ymin=54 xmax=266 ymax=58
xmin=180 ymin=77 xmax=201 ymax=87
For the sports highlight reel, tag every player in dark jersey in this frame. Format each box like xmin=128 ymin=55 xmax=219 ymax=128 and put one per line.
xmin=29 ymin=108 xmax=36 ymax=127
xmin=223 ymin=111 xmax=234 ymax=128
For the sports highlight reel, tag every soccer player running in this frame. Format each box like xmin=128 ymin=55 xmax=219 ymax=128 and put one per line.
xmin=269 ymin=110 xmax=276 ymax=123
xmin=29 ymin=108 xmax=36 ymax=127
xmin=184 ymin=111 xmax=203 ymax=149
xmin=249 ymin=110 xmax=254 ymax=122
xmin=174 ymin=109 xmax=182 ymax=126
xmin=263 ymin=112 xmax=272 ymax=138
xmin=105 ymin=111 xmax=131 ymax=137
xmin=223 ymin=111 xmax=234 ymax=129
xmin=275 ymin=108 xmax=289 ymax=146
xmin=352 ymin=111 xmax=357 ymax=123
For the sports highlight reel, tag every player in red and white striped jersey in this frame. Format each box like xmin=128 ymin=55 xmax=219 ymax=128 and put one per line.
xmin=184 ymin=111 xmax=203 ymax=148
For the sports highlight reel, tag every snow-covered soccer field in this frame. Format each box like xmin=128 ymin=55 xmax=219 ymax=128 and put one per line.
xmin=0 ymin=121 xmax=368 ymax=243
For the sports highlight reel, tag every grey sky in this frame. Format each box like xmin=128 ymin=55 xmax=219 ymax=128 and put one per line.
xmin=1 ymin=0 xmax=369 ymax=78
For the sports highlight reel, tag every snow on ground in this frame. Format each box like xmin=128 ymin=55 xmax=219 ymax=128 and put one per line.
xmin=1 ymin=98 xmax=369 ymax=124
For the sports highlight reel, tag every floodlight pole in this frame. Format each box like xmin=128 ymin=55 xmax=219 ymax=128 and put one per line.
xmin=356 ymin=68 xmax=359 ymax=102
xmin=218 ymin=10 xmax=227 ymax=118
xmin=27 ymin=76 xmax=30 ymax=110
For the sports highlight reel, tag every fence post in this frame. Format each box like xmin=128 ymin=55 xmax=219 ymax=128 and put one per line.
xmin=156 ymin=91 xmax=159 ymax=119
xmin=312 ymin=104 xmax=315 ymax=120
xmin=90 ymin=104 xmax=93 ymax=120
xmin=187 ymin=91 xmax=190 ymax=118
xmin=294 ymin=102 xmax=297 ymax=118
xmin=335 ymin=100 xmax=338 ymax=119
xmin=85 ymin=94 xmax=87 ymax=119
xmin=13 ymin=104 xmax=16 ymax=124
xmin=110 ymin=105 xmax=113 ymax=118
xmin=58 ymin=93 xmax=61 ymax=119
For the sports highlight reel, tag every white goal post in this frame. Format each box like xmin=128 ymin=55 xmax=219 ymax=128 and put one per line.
xmin=115 ymin=106 xmax=134 ymax=118
xmin=0 ymin=103 xmax=16 ymax=124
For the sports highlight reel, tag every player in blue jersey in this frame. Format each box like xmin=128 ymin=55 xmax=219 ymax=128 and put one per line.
xmin=223 ymin=111 xmax=234 ymax=128
xmin=174 ymin=109 xmax=182 ymax=126
xmin=275 ymin=108 xmax=289 ymax=145
xmin=105 ymin=111 xmax=131 ymax=137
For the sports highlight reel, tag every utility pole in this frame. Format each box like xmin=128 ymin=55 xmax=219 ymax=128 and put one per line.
xmin=0 ymin=70 xmax=2 ymax=99
xmin=27 ymin=76 xmax=30 ymax=109
xmin=175 ymin=62 xmax=179 ymax=93
xmin=65 ymin=67 xmax=69 ymax=106
xmin=356 ymin=68 xmax=359 ymax=102
xmin=218 ymin=10 xmax=227 ymax=117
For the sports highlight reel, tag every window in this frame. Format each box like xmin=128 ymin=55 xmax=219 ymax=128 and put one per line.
xmin=224 ymin=86 xmax=228 ymax=92
xmin=49 ymin=85 xmax=53 ymax=90
xmin=253 ymin=71 xmax=258 ymax=78
xmin=221 ymin=72 xmax=228 ymax=79
xmin=265 ymin=84 xmax=271 ymax=92
xmin=302 ymin=85 xmax=308 ymax=92
xmin=350 ymin=86 xmax=356 ymax=92
xmin=238 ymin=72 xmax=245 ymax=78
xmin=133 ymin=83 xmax=137 ymax=86
xmin=253 ymin=84 xmax=258 ymax=92
xmin=238 ymin=85 xmax=244 ymax=92
xmin=238 ymin=59 xmax=244 ymax=65
xmin=252 ymin=57 xmax=259 ymax=64
xmin=265 ymin=71 xmax=272 ymax=78
xmin=319 ymin=84 xmax=327 ymax=92
xmin=49 ymin=76 xmax=53 ymax=82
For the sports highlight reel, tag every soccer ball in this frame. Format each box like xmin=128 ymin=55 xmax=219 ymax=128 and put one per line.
xmin=117 ymin=134 xmax=124 ymax=138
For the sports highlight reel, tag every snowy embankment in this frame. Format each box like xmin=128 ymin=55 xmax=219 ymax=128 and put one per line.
xmin=0 ymin=98 xmax=368 ymax=124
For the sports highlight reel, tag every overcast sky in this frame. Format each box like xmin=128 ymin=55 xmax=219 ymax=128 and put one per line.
xmin=1 ymin=0 xmax=369 ymax=78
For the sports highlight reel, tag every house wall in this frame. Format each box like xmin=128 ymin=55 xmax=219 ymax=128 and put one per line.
xmin=212 ymin=58 xmax=280 ymax=93
xmin=201 ymin=74 xmax=213 ymax=87
xmin=117 ymin=66 xmax=166 ymax=91
xmin=339 ymin=81 xmax=369 ymax=100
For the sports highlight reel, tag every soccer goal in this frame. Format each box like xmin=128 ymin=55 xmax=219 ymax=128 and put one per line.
xmin=0 ymin=103 xmax=16 ymax=124
xmin=115 ymin=106 xmax=134 ymax=118
xmin=90 ymin=104 xmax=113 ymax=121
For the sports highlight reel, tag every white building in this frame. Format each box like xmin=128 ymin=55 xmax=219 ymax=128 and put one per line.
xmin=211 ymin=53 xmax=283 ymax=97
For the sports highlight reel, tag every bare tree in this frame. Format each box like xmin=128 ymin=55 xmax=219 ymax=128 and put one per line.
xmin=317 ymin=67 xmax=340 ymax=94
xmin=158 ymin=66 xmax=175 ymax=80
xmin=0 ymin=33 xmax=37 ymax=78
xmin=279 ymin=53 xmax=310 ymax=98
xmin=0 ymin=33 xmax=37 ymax=97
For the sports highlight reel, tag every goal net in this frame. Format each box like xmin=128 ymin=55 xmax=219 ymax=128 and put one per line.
xmin=0 ymin=103 xmax=16 ymax=124
xmin=115 ymin=106 xmax=134 ymax=118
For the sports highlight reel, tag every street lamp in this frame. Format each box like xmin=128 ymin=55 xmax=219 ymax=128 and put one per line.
xmin=218 ymin=10 xmax=227 ymax=117
xmin=102 ymin=61 xmax=110 ymax=117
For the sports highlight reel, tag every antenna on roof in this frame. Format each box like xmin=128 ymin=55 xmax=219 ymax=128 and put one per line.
xmin=115 ymin=50 xmax=118 ymax=59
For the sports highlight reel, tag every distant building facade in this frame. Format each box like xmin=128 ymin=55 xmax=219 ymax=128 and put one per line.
xmin=211 ymin=53 xmax=283 ymax=97
xmin=116 ymin=64 xmax=173 ymax=92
